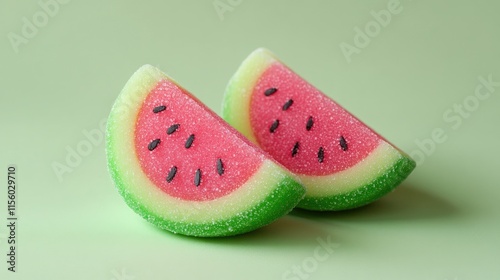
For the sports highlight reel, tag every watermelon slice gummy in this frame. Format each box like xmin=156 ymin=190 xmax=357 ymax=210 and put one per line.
xmin=222 ymin=49 xmax=416 ymax=211
xmin=106 ymin=65 xmax=305 ymax=237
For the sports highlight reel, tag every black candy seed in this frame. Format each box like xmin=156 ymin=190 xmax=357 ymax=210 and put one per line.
xmin=269 ymin=119 xmax=280 ymax=133
xmin=340 ymin=135 xmax=348 ymax=151
xmin=292 ymin=142 xmax=300 ymax=157
xmin=167 ymin=124 xmax=180 ymax=135
xmin=153 ymin=105 xmax=166 ymax=113
xmin=318 ymin=147 xmax=324 ymax=163
xmin=185 ymin=134 xmax=195 ymax=148
xmin=166 ymin=166 xmax=177 ymax=183
xmin=264 ymin=88 xmax=278 ymax=96
xmin=282 ymin=99 xmax=294 ymax=111
xmin=194 ymin=169 xmax=202 ymax=187
xmin=306 ymin=116 xmax=314 ymax=131
xmin=148 ymin=139 xmax=161 ymax=151
xmin=216 ymin=158 xmax=224 ymax=175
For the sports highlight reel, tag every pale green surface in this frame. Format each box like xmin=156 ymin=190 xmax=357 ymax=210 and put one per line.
xmin=0 ymin=1 xmax=499 ymax=279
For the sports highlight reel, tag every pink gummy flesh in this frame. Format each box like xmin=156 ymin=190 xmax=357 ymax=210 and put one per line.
xmin=135 ymin=79 xmax=262 ymax=201
xmin=250 ymin=62 xmax=381 ymax=176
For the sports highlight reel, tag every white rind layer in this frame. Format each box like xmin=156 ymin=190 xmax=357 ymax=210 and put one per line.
xmin=299 ymin=141 xmax=401 ymax=197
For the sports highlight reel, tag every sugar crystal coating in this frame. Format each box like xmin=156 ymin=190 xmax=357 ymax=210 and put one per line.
xmin=135 ymin=79 xmax=263 ymax=201
xmin=222 ymin=48 xmax=416 ymax=211
xmin=251 ymin=62 xmax=379 ymax=175
xmin=106 ymin=64 xmax=305 ymax=236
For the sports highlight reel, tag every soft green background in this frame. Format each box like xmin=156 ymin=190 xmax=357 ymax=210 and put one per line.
xmin=1 ymin=0 xmax=499 ymax=279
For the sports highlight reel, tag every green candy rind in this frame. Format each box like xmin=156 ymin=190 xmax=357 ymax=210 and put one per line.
xmin=107 ymin=147 xmax=304 ymax=236
xmin=298 ymin=156 xmax=416 ymax=211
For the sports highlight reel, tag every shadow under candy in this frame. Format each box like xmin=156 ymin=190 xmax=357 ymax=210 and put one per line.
xmin=148 ymin=183 xmax=457 ymax=249
xmin=290 ymin=183 xmax=458 ymax=223
xmin=159 ymin=214 xmax=337 ymax=248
